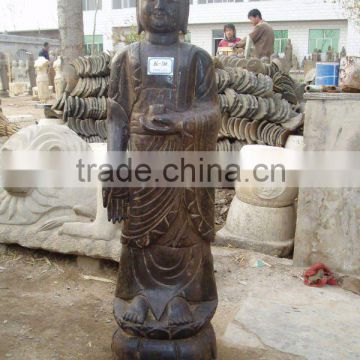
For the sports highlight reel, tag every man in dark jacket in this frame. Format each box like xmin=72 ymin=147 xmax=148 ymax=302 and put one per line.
xmin=235 ymin=9 xmax=275 ymax=59
xmin=39 ymin=42 xmax=50 ymax=60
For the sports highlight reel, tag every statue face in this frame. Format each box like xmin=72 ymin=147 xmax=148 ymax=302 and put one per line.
xmin=138 ymin=0 xmax=189 ymax=34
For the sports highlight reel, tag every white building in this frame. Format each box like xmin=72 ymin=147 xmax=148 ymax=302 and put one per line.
xmin=1 ymin=0 xmax=359 ymax=60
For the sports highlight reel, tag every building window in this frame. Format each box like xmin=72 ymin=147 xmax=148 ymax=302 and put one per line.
xmin=83 ymin=0 xmax=102 ymax=11
xmin=113 ymin=0 xmax=136 ymax=9
xmin=309 ymin=29 xmax=340 ymax=53
xmin=84 ymin=35 xmax=104 ymax=55
xmin=212 ymin=29 xmax=224 ymax=56
xmin=274 ymin=30 xmax=288 ymax=54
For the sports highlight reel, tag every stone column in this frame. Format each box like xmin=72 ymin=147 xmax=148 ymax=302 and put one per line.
xmin=294 ymin=93 xmax=360 ymax=275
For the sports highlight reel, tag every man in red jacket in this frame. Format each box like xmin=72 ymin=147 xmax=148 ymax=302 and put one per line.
xmin=218 ymin=24 xmax=241 ymax=48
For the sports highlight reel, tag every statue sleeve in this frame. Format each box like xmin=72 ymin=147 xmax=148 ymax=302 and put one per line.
xmin=184 ymin=48 xmax=221 ymax=242
xmin=183 ymin=48 xmax=220 ymax=151
xmin=107 ymin=47 xmax=136 ymax=152
xmin=104 ymin=46 xmax=138 ymax=223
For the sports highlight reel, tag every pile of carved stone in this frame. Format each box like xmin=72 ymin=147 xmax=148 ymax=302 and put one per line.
xmin=219 ymin=89 xmax=295 ymax=124
xmin=64 ymin=97 xmax=108 ymax=140
xmin=71 ymin=53 xmax=111 ymax=77
xmin=216 ymin=68 xmax=273 ymax=97
xmin=217 ymin=55 xmax=279 ymax=77
xmin=215 ymin=56 xmax=303 ymax=150
xmin=53 ymin=53 xmax=111 ymax=143
xmin=218 ymin=114 xmax=291 ymax=148
xmin=272 ymin=72 xmax=298 ymax=105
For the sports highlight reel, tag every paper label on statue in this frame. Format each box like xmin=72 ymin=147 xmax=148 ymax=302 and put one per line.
xmin=147 ymin=57 xmax=174 ymax=76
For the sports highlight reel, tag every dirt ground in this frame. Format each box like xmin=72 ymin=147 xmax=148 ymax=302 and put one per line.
xmin=1 ymin=95 xmax=53 ymax=121
xmin=0 ymin=243 xmax=306 ymax=360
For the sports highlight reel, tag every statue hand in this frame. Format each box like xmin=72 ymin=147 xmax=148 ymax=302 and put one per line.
xmin=103 ymin=187 xmax=129 ymax=224
xmin=140 ymin=114 xmax=181 ymax=135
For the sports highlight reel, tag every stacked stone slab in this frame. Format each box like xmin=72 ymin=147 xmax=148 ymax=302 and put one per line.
xmin=53 ymin=53 xmax=111 ymax=143
xmin=215 ymin=56 xmax=303 ymax=150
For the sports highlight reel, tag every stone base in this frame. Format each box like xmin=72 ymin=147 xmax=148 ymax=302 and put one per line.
xmin=216 ymin=197 xmax=295 ymax=257
xmin=9 ymin=82 xmax=29 ymax=97
xmin=112 ymin=325 xmax=217 ymax=360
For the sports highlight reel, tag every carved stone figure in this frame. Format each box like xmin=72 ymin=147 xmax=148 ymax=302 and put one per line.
xmin=311 ymin=49 xmax=318 ymax=62
xmin=18 ymin=60 xmax=29 ymax=83
xmin=301 ymin=56 xmax=306 ymax=69
xmin=340 ymin=46 xmax=347 ymax=59
xmin=317 ymin=49 xmax=322 ymax=62
xmin=0 ymin=124 xmax=123 ymax=261
xmin=284 ymin=39 xmax=293 ymax=66
xmin=292 ymin=54 xmax=299 ymax=70
xmin=9 ymin=60 xmax=30 ymax=97
xmin=11 ymin=60 xmax=19 ymax=82
xmin=0 ymin=54 xmax=9 ymax=96
xmin=326 ymin=46 xmax=334 ymax=62
xmin=104 ymin=1 xmax=220 ymax=359
xmin=53 ymin=57 xmax=65 ymax=100
xmin=35 ymin=57 xmax=51 ymax=103
xmin=26 ymin=53 xmax=37 ymax=91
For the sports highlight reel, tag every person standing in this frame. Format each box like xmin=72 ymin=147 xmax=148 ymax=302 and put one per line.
xmin=235 ymin=9 xmax=275 ymax=59
xmin=218 ymin=24 xmax=241 ymax=48
xmin=39 ymin=42 xmax=50 ymax=60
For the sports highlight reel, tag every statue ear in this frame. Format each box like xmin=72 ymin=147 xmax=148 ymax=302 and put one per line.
xmin=136 ymin=0 xmax=144 ymax=35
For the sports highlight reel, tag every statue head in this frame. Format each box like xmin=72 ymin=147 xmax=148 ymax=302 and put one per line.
xmin=137 ymin=0 xmax=190 ymax=35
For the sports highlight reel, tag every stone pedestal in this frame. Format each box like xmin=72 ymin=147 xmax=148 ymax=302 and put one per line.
xmin=113 ymin=325 xmax=216 ymax=360
xmin=216 ymin=142 xmax=303 ymax=257
xmin=294 ymin=93 xmax=360 ymax=275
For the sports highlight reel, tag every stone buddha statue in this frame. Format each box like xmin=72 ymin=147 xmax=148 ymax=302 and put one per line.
xmin=104 ymin=0 xmax=220 ymax=359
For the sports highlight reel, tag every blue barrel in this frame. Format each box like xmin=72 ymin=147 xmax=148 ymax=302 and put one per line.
xmin=315 ymin=62 xmax=340 ymax=86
